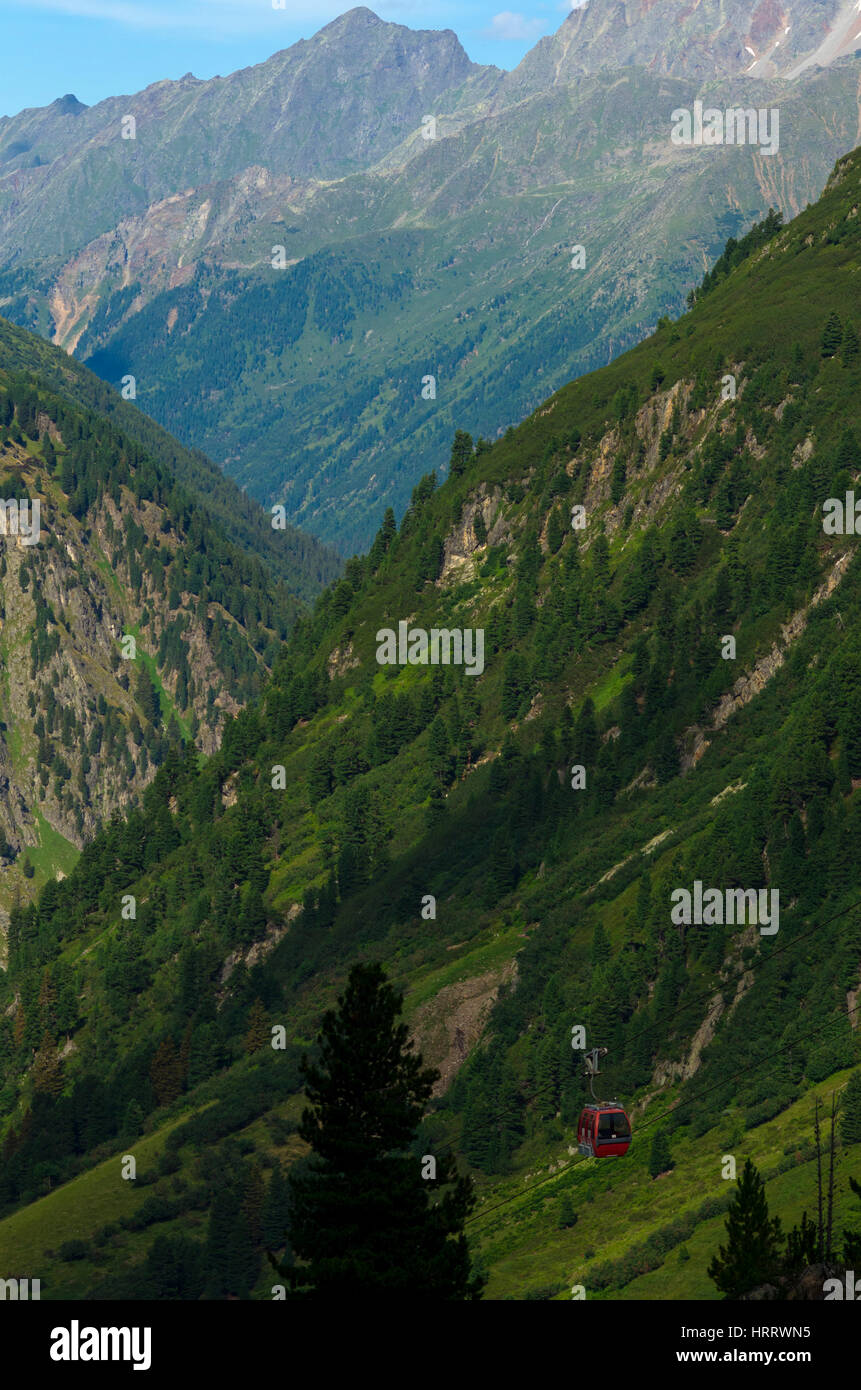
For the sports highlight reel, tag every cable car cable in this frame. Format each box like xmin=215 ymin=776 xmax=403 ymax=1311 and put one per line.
xmin=464 ymin=997 xmax=860 ymax=1227
xmin=424 ymin=893 xmax=861 ymax=1164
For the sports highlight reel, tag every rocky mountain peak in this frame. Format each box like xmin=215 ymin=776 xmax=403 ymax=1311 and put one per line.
xmin=50 ymin=93 xmax=87 ymax=116
xmin=498 ymin=0 xmax=855 ymax=98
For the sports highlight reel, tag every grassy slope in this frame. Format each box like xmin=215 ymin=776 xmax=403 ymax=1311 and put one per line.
xmin=2 ymin=1069 xmax=854 ymax=1299
xmin=476 ymin=1070 xmax=859 ymax=1300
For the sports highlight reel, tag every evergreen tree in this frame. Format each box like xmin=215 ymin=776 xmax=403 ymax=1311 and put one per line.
xmin=150 ymin=1037 xmax=183 ymax=1107
xmin=841 ymin=321 xmax=859 ymax=365
xmin=242 ymin=1164 xmax=266 ymax=1247
xmin=821 ymin=311 xmax=843 ymax=358
xmin=670 ymin=507 xmax=702 ymax=574
xmin=447 ymin=430 xmax=474 ymax=479
xmin=204 ymin=1187 xmax=259 ymax=1298
xmin=574 ymin=697 xmax=598 ymax=765
xmin=591 ymin=921 xmax=611 ymax=969
xmin=32 ymin=1030 xmax=64 ymax=1098
xmin=277 ymin=963 xmax=483 ymax=1297
xmin=707 ymin=1158 xmax=783 ymax=1296
xmin=533 ymin=1034 xmax=560 ymax=1118
xmin=654 ymin=728 xmax=679 ymax=784
xmin=37 ymin=969 xmax=56 ymax=1031
xmin=714 ymin=475 xmax=735 ymax=530
xmin=461 ymin=1059 xmax=495 ymax=1169
xmin=783 ymin=1211 xmax=818 ymax=1275
xmin=462 ymin=1043 xmax=523 ymax=1171
xmin=426 ymin=784 xmax=448 ymax=831
xmin=648 ymin=1130 xmax=674 ymax=1178
xmin=368 ymin=508 xmax=397 ymax=571
xmin=428 ymin=716 xmax=451 ymax=785
xmin=146 ymin=1233 xmax=204 ymax=1299
xmin=134 ymin=663 xmax=161 ymax=727
xmin=841 ymin=688 xmax=861 ymax=779
xmin=261 ymin=1162 xmax=292 ymax=1252
xmin=776 ymin=813 xmax=807 ymax=898
xmin=839 ymin=1068 xmax=861 ymax=1146
xmin=337 ymin=841 xmax=362 ymax=899
xmin=557 ymin=1193 xmax=578 ymax=1229
xmin=237 ymin=882 xmax=266 ymax=945
xmin=546 ymin=505 xmax=565 ymax=553
xmin=244 ymin=998 xmax=270 ymax=1055
xmin=835 ymin=427 xmax=861 ymax=472
xmin=486 ymin=827 xmax=517 ymax=902
xmin=123 ymin=1099 xmax=144 ymax=1138
xmin=501 ymin=654 xmax=525 ymax=721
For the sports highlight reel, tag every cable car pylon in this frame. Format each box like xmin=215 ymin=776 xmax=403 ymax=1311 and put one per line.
xmin=583 ymin=1046 xmax=607 ymax=1100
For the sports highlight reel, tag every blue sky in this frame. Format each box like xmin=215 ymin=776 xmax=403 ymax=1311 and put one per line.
xmin=0 ymin=1 xmax=581 ymax=119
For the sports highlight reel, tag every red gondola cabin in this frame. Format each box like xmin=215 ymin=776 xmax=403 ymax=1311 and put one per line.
xmin=577 ymin=1102 xmax=631 ymax=1158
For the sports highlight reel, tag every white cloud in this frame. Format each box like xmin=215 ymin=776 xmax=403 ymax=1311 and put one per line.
xmin=482 ymin=10 xmax=547 ymax=40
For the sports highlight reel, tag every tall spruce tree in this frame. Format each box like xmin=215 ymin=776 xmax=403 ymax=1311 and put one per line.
xmin=707 ymin=1158 xmax=783 ymax=1296
xmin=821 ymin=311 xmax=843 ymax=358
xmin=275 ymin=962 xmax=483 ymax=1298
xmin=261 ymin=1163 xmax=292 ymax=1253
xmin=244 ymin=998 xmax=270 ymax=1055
xmin=841 ymin=321 xmax=859 ymax=364
xmin=839 ymin=1069 xmax=861 ymax=1146
xmin=783 ymin=1212 xmax=818 ymax=1275
xmin=447 ymin=430 xmax=474 ymax=479
xmin=204 ymin=1186 xmax=259 ymax=1298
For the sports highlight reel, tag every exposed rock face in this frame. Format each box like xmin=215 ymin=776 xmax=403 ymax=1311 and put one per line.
xmin=0 ymin=415 xmax=274 ymax=919
xmin=0 ymin=465 xmax=239 ymax=849
xmin=682 ymin=551 xmax=852 ymax=770
xmin=499 ymin=0 xmax=851 ymax=93
xmin=577 ymin=380 xmax=691 ymax=543
xmin=409 ymin=958 xmax=518 ymax=1095
xmin=326 ymin=641 xmax=360 ymax=678
xmin=439 ymin=485 xmax=506 ymax=584
xmin=589 ymin=827 xmax=671 ymax=893
xmin=219 ymin=905 xmax=300 ymax=987
xmin=651 ymin=991 xmax=726 ymax=1088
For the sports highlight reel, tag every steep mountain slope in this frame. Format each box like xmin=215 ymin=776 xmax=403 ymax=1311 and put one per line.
xmin=0 ymin=316 xmax=340 ymax=599
xmin=2 ymin=9 xmax=860 ymax=553
xmin=0 ymin=145 xmax=860 ymax=1299
xmin=498 ymin=0 xmax=860 ymax=92
xmin=0 ymin=330 xmax=322 ymax=933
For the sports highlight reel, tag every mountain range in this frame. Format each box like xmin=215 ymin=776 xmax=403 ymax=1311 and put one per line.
xmin=1 ymin=4 xmax=860 ymax=551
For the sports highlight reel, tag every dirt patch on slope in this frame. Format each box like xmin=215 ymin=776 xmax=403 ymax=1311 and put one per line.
xmin=410 ymin=959 xmax=517 ymax=1096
